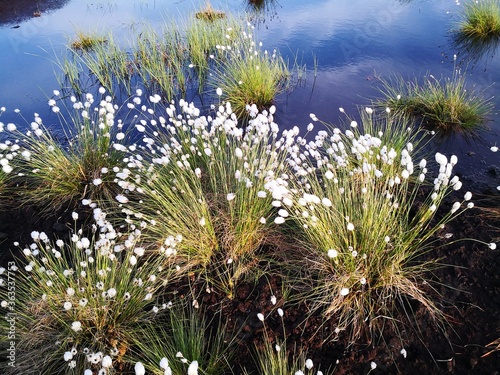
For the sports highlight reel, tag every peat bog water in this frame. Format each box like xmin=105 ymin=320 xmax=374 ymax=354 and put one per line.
xmin=0 ymin=0 xmax=499 ymax=190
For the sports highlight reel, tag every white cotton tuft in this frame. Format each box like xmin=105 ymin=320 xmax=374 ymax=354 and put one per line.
xmin=135 ymin=362 xmax=145 ymax=375
xmin=187 ymin=361 xmax=199 ymax=375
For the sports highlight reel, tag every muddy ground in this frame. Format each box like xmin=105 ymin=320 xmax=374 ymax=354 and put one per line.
xmin=0 ymin=184 xmax=499 ymax=374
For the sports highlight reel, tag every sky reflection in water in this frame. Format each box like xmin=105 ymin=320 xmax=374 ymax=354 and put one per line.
xmin=0 ymin=0 xmax=498 ymax=180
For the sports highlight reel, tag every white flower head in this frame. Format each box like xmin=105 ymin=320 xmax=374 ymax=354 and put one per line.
xmin=187 ymin=361 xmax=199 ymax=375
xmin=129 ymin=255 xmax=137 ymax=266
xmin=160 ymin=357 xmax=169 ymax=370
xmin=135 ymin=362 xmax=146 ymax=375
xmin=235 ymin=147 xmax=243 ymax=159
xmin=102 ymin=355 xmax=112 ymax=368
xmin=274 ymin=216 xmax=285 ymax=224
xmin=450 ymin=201 xmax=461 ymax=214
xmin=71 ymin=321 xmax=82 ymax=332
xmin=340 ymin=287 xmax=349 ymax=296
xmin=327 ymin=249 xmax=338 ymax=258
xmin=305 ymin=358 xmax=314 ymax=369
xmin=116 ymin=194 xmax=129 ymax=204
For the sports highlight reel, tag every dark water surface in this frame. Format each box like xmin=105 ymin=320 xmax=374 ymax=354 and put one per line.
xmin=0 ymin=0 xmax=498 ymax=187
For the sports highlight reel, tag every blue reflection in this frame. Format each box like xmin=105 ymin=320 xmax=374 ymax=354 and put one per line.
xmin=0 ymin=0 xmax=498 ymax=180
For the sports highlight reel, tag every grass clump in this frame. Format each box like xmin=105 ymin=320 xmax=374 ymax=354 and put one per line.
xmin=452 ymin=1 xmax=500 ymax=63
xmin=133 ymin=305 xmax=235 ymax=375
xmin=280 ymin=109 xmax=475 ymax=341
xmin=70 ymin=30 xmax=107 ymax=51
xmin=212 ymin=25 xmax=290 ymax=118
xmin=459 ymin=0 xmax=500 ymax=39
xmin=376 ymin=69 xmax=492 ymax=134
xmin=186 ymin=14 xmax=241 ymax=86
xmin=244 ymin=310 xmax=328 ymax=375
xmin=0 ymin=208 xmax=175 ymax=374
xmin=70 ymin=34 xmax=133 ymax=95
xmin=7 ymin=90 xmax=128 ymax=212
xmin=117 ymin=96 xmax=297 ymax=297
xmin=195 ymin=1 xmax=226 ymax=21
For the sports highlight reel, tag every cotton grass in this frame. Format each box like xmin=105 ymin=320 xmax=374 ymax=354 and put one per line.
xmin=117 ymin=95 xmax=297 ymax=297
xmin=211 ymin=23 xmax=290 ymax=118
xmin=5 ymin=90 xmax=130 ymax=212
xmin=132 ymin=304 xmax=234 ymax=375
xmin=0 ymin=84 xmax=493 ymax=372
xmin=0 ymin=206 xmax=176 ymax=374
xmin=279 ymin=109 xmax=475 ymax=340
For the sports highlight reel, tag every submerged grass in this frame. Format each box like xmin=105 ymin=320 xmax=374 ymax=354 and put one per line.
xmin=70 ymin=34 xmax=133 ymax=95
xmin=195 ymin=1 xmax=226 ymax=21
xmin=70 ymin=30 xmax=107 ymax=51
xmin=376 ymin=69 xmax=492 ymax=135
xmin=186 ymin=14 xmax=241 ymax=88
xmin=63 ymin=7 xmax=291 ymax=115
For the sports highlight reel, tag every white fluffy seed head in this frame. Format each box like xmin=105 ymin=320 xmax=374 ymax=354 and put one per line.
xmin=187 ymin=361 xmax=199 ymax=375
xmin=328 ymin=249 xmax=338 ymax=258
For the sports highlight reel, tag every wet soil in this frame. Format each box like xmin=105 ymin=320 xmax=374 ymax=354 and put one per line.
xmin=1 ymin=184 xmax=499 ymax=374
xmin=198 ymin=194 xmax=500 ymax=375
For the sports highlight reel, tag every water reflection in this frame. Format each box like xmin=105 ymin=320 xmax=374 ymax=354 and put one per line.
xmin=0 ymin=0 xmax=70 ymax=26
xmin=245 ymin=0 xmax=281 ymax=27
xmin=452 ymin=31 xmax=500 ymax=68
xmin=0 ymin=0 xmax=497 ymax=182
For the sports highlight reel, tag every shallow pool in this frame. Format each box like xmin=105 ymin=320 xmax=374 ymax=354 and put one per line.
xmin=0 ymin=0 xmax=498 ymax=187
